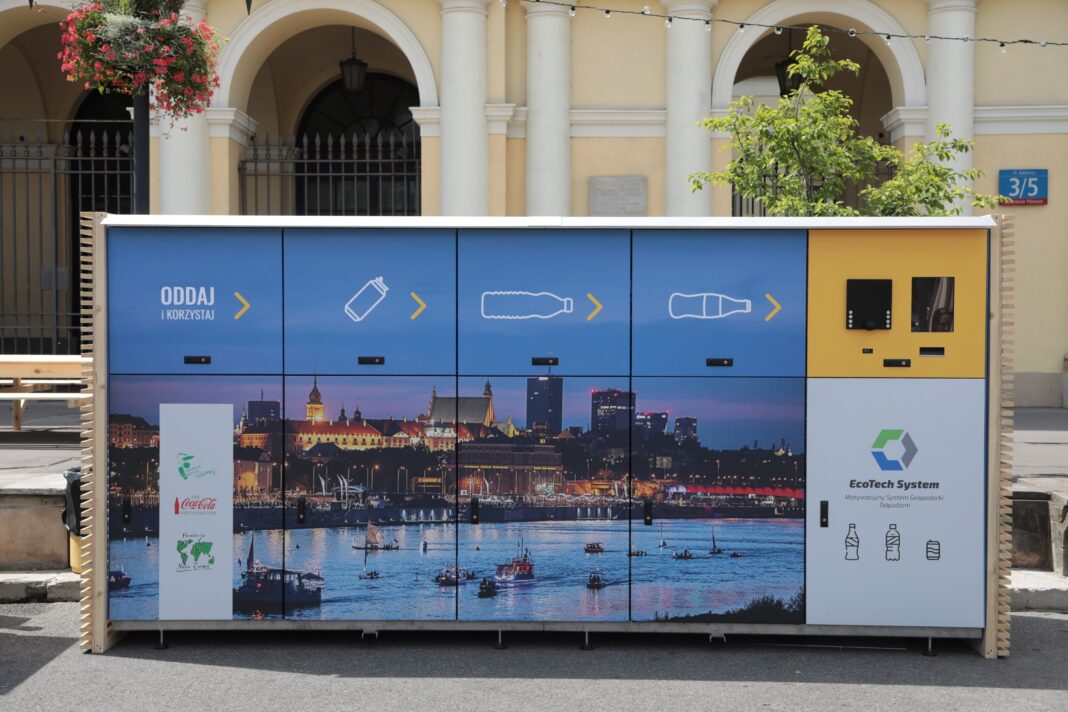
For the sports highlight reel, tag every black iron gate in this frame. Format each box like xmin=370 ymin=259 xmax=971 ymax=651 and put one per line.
xmin=0 ymin=127 xmax=132 ymax=354
xmin=239 ymin=128 xmax=421 ymax=217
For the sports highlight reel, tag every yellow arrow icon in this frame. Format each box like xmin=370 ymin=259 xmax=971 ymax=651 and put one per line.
xmin=586 ymin=293 xmax=603 ymax=321
xmin=764 ymin=293 xmax=781 ymax=322
xmin=233 ymin=292 xmax=250 ymax=320
xmin=410 ymin=292 xmax=426 ymax=320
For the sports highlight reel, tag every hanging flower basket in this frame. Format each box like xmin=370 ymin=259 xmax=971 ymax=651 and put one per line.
xmin=58 ymin=1 xmax=221 ymax=119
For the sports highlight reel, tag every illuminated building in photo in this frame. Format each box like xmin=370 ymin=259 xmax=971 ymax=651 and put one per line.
xmin=590 ymin=389 xmax=634 ymax=433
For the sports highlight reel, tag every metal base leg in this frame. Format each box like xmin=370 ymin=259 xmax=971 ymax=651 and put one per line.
xmin=580 ymin=631 xmax=593 ymax=651
xmin=922 ymin=637 xmax=936 ymax=657
xmin=154 ymin=630 xmax=168 ymax=650
xmin=494 ymin=630 xmax=506 ymax=650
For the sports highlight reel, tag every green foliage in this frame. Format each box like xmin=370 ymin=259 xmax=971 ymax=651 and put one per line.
xmin=860 ymin=124 xmax=1001 ymax=216
xmin=691 ymin=26 xmax=999 ymax=216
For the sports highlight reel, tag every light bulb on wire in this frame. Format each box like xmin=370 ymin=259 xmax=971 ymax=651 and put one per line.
xmin=704 ymin=20 xmax=711 ymax=32
xmin=641 ymin=5 xmax=650 ymax=14
xmin=665 ymin=16 xmax=672 ymax=28
xmin=568 ymin=6 xmax=576 ymax=17
xmin=737 ymin=23 xmax=746 ymax=34
xmin=774 ymin=26 xmax=783 ymax=35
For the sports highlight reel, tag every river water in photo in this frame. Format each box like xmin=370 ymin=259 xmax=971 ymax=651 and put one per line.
xmin=109 ymin=519 xmax=803 ymax=622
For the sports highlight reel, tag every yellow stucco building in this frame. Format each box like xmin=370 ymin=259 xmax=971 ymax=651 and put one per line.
xmin=1 ymin=0 xmax=1066 ymax=403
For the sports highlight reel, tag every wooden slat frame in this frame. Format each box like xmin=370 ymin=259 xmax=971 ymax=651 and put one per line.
xmin=79 ymin=212 xmax=122 ymax=653
xmin=973 ymin=215 xmax=1015 ymax=659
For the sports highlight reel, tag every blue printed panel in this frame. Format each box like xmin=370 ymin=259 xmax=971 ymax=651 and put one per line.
xmin=284 ymin=229 xmax=456 ymax=375
xmin=632 ymin=230 xmax=807 ymax=377
xmin=458 ymin=230 xmax=629 ymax=376
xmin=108 ymin=228 xmax=283 ymax=374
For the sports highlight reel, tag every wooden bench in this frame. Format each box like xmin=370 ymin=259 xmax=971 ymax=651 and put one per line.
xmin=0 ymin=356 xmax=90 ymax=431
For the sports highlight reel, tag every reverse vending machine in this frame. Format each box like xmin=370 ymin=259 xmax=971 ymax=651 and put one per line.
xmin=80 ymin=216 xmax=1012 ymax=657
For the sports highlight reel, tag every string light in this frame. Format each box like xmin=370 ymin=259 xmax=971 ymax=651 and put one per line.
xmin=502 ymin=1 xmax=1067 ymax=48
xmin=1000 ymin=42 xmax=1007 ymax=53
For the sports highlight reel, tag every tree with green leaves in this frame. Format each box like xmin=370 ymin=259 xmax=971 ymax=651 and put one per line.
xmin=690 ymin=26 xmax=999 ymax=216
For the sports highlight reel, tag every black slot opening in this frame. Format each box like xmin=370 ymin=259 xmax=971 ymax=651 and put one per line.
xmin=706 ymin=358 xmax=734 ymax=367
xmin=183 ymin=355 xmax=211 ymax=365
xmin=919 ymin=347 xmax=945 ymax=357
xmin=643 ymin=499 xmax=653 ymax=526
xmin=531 ymin=357 xmax=559 ymax=366
xmin=819 ymin=500 xmax=829 ymax=528
xmin=883 ymin=358 xmax=911 ymax=368
xmin=357 ymin=356 xmax=385 ymax=365
xmin=471 ymin=497 xmax=480 ymax=525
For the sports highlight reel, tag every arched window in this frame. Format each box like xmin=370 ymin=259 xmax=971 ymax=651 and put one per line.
xmin=242 ymin=73 xmax=420 ymax=217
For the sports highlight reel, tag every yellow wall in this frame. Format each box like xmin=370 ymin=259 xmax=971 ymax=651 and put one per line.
xmin=974 ymin=133 xmax=1068 ymax=403
xmin=570 ymin=138 xmax=667 ymax=216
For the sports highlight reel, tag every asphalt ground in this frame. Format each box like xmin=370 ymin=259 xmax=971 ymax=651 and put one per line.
xmin=1 ymin=603 xmax=1067 ymax=712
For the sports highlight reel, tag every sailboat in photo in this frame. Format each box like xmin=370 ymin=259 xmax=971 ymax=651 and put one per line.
xmin=709 ymin=526 xmax=725 ymax=555
xmin=658 ymin=522 xmax=668 ymax=549
xmin=351 ymin=522 xmax=399 ymax=551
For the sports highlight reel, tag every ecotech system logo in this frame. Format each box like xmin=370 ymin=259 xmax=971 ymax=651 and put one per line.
xmin=176 ymin=452 xmax=216 ymax=481
xmin=870 ymin=429 xmax=919 ymax=471
xmin=848 ymin=428 xmax=939 ymax=496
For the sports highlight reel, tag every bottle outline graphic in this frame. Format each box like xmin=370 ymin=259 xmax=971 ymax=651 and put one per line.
xmin=174 ymin=496 xmax=180 ymax=516
xmin=885 ymin=523 xmax=901 ymax=561
xmin=481 ymin=291 xmax=574 ymax=320
xmin=668 ymin=292 xmax=751 ymax=320
xmin=845 ymin=523 xmax=860 ymax=561
xmin=344 ymin=276 xmax=389 ymax=323
xmin=926 ymin=539 xmax=941 ymax=561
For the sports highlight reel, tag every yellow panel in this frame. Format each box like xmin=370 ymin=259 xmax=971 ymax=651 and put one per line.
xmin=808 ymin=229 xmax=988 ymax=378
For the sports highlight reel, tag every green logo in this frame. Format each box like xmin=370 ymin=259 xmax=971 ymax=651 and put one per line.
xmin=176 ymin=452 xmax=215 ymax=480
xmin=176 ymin=536 xmax=216 ymax=571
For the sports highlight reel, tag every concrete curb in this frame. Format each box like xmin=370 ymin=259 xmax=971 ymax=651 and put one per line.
xmin=0 ymin=570 xmax=80 ymax=603
xmin=1011 ymin=569 xmax=1068 ymax=612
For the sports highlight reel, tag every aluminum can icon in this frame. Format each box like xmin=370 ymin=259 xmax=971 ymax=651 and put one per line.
xmin=345 ymin=277 xmax=389 ymax=322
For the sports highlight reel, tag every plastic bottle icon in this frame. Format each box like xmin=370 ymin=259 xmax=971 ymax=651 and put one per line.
xmin=344 ymin=277 xmax=389 ymax=322
xmin=481 ymin=291 xmax=573 ymax=320
xmin=845 ymin=523 xmax=860 ymax=561
xmin=669 ymin=292 xmax=751 ymax=320
xmin=885 ymin=524 xmax=901 ymax=561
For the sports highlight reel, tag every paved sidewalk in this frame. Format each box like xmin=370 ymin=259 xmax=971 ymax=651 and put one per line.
xmin=2 ymin=603 xmax=1067 ymax=711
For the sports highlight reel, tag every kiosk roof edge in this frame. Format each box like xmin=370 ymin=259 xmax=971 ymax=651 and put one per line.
xmin=99 ymin=215 xmax=997 ymax=230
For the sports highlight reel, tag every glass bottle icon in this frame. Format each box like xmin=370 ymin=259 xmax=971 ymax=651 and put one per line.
xmin=845 ymin=523 xmax=860 ymax=561
xmin=669 ymin=292 xmax=751 ymax=320
xmin=481 ymin=291 xmax=573 ymax=320
xmin=344 ymin=276 xmax=389 ymax=322
xmin=885 ymin=524 xmax=901 ymax=561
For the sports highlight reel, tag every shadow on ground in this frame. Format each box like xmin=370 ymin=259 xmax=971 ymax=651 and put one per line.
xmin=97 ymin=612 xmax=1068 ymax=691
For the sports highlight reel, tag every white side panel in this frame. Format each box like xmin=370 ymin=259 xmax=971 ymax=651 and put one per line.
xmin=159 ymin=404 xmax=234 ymax=620
xmin=806 ymin=379 xmax=986 ymax=628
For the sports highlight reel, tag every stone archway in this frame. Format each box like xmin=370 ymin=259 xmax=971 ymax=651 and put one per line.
xmin=711 ymin=0 xmax=926 ymax=111
xmin=215 ymin=0 xmax=438 ymax=113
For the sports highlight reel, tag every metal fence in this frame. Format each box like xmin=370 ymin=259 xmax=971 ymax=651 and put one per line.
xmin=0 ymin=128 xmax=132 ymax=354
xmin=239 ymin=128 xmax=421 ymax=217
xmin=731 ymin=164 xmax=895 ymax=217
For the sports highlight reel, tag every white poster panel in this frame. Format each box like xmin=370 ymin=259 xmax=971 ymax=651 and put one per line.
xmin=159 ymin=404 xmax=233 ymax=620
xmin=806 ymin=379 xmax=985 ymax=628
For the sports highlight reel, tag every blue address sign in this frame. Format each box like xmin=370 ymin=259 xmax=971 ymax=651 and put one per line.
xmin=999 ymin=169 xmax=1048 ymax=206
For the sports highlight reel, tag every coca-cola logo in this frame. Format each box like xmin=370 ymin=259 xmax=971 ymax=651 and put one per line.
xmin=173 ymin=496 xmax=217 ymax=515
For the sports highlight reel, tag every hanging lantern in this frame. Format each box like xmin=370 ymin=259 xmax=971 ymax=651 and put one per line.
xmin=339 ymin=28 xmax=368 ymax=94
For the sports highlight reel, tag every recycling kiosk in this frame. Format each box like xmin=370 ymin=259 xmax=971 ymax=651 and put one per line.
xmin=79 ymin=215 xmax=1013 ymax=657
